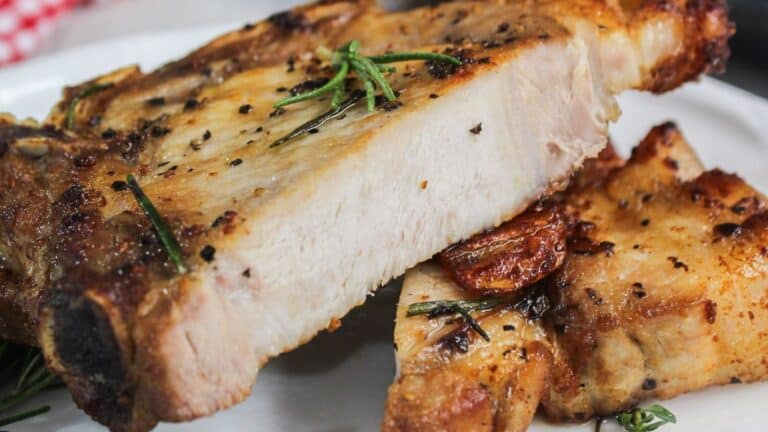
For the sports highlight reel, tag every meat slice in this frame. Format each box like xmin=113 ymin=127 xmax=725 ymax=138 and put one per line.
xmin=543 ymin=123 xmax=768 ymax=420
xmin=1 ymin=0 xmax=731 ymax=430
xmin=386 ymin=123 xmax=768 ymax=430
xmin=384 ymin=208 xmax=558 ymax=432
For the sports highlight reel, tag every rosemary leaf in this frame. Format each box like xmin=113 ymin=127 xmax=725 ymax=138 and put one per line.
xmin=363 ymin=79 xmax=376 ymax=112
xmin=406 ymin=298 xmax=503 ymax=342
xmin=367 ymin=52 xmax=462 ymax=65
xmin=616 ymin=404 xmax=676 ymax=432
xmin=348 ymin=58 xmax=376 ymax=110
xmin=359 ymin=57 xmax=396 ymax=101
xmin=126 ymin=175 xmax=188 ymax=274
xmin=273 ymin=60 xmax=349 ymax=109
xmin=0 ymin=405 xmax=50 ymax=427
xmin=0 ymin=373 xmax=57 ymax=412
xmin=14 ymin=351 xmax=41 ymax=393
xmin=65 ymin=82 xmax=113 ymax=129
xmin=406 ymin=298 xmax=504 ymax=317
xmin=331 ymin=78 xmax=346 ymax=108
xmin=270 ymin=90 xmax=365 ymax=148
xmin=454 ymin=306 xmax=491 ymax=341
xmin=273 ymin=40 xmax=460 ymax=113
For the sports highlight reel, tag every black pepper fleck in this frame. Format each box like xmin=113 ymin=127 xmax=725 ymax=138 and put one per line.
xmin=200 ymin=245 xmax=216 ymax=262
xmin=202 ymin=130 xmax=212 ymax=141
xmin=667 ymin=256 xmax=689 ymax=271
xmin=238 ymin=104 xmax=253 ymax=114
xmin=714 ymin=222 xmax=742 ymax=237
xmin=110 ymin=180 xmax=127 ymax=191
xmin=470 ymin=123 xmax=482 ymax=134
xmin=184 ymin=99 xmax=200 ymax=110
xmin=642 ymin=378 xmax=657 ymax=390
xmin=229 ymin=158 xmax=243 ymax=167
xmin=502 ymin=325 xmax=515 ymax=331
xmin=242 ymin=268 xmax=251 ymax=278
xmin=146 ymin=96 xmax=166 ymax=106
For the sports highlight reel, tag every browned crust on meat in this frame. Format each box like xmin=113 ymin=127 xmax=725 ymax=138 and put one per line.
xmin=638 ymin=0 xmax=734 ymax=93
xmin=542 ymin=123 xmax=768 ymax=420
xmin=49 ymin=0 xmax=372 ymax=132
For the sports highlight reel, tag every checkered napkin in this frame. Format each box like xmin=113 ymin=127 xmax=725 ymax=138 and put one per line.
xmin=0 ymin=0 xmax=82 ymax=65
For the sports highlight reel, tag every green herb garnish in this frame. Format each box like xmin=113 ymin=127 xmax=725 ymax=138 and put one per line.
xmin=0 ymin=343 xmax=61 ymax=428
xmin=273 ymin=40 xmax=461 ymax=112
xmin=126 ymin=174 xmax=187 ymax=274
xmin=615 ymin=404 xmax=676 ymax=432
xmin=270 ymin=90 xmax=365 ymax=148
xmin=406 ymin=298 xmax=504 ymax=341
xmin=65 ymin=82 xmax=113 ymax=129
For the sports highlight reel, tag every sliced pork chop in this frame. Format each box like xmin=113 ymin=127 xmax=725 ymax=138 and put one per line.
xmin=386 ymin=123 xmax=768 ymax=430
xmin=0 ymin=0 xmax=731 ymax=430
xmin=543 ymin=123 xmax=768 ymax=421
xmin=384 ymin=205 xmax=561 ymax=432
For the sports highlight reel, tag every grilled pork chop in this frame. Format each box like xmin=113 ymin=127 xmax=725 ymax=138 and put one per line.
xmin=384 ymin=123 xmax=768 ymax=431
xmin=542 ymin=123 xmax=768 ymax=421
xmin=2 ymin=0 xmax=730 ymax=430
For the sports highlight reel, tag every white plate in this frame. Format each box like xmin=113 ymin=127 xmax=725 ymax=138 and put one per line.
xmin=2 ymin=21 xmax=768 ymax=432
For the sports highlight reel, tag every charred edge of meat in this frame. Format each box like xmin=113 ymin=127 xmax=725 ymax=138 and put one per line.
xmin=268 ymin=10 xmax=310 ymax=31
xmin=426 ymin=47 xmax=476 ymax=79
xmin=0 ymin=123 xmax=68 ymax=158
xmin=686 ymin=169 xmax=747 ymax=201
xmin=48 ymin=291 xmax=136 ymax=428
xmin=53 ymin=0 xmax=370 ymax=128
xmin=643 ymin=0 xmax=734 ymax=93
xmin=629 ymin=121 xmax=680 ymax=161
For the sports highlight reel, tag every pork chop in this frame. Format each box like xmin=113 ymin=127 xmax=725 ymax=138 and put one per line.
xmin=0 ymin=0 xmax=731 ymax=430
xmin=543 ymin=122 xmax=768 ymax=421
xmin=385 ymin=123 xmax=768 ymax=430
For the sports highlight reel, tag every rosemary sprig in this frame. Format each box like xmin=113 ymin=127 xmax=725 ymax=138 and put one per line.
xmin=613 ymin=404 xmax=676 ymax=432
xmin=0 ymin=405 xmax=51 ymax=427
xmin=126 ymin=174 xmax=188 ymax=274
xmin=270 ymin=90 xmax=365 ymax=148
xmin=406 ymin=298 xmax=504 ymax=317
xmin=65 ymin=82 xmax=113 ymax=129
xmin=274 ymin=40 xmax=461 ymax=112
xmin=406 ymin=298 xmax=504 ymax=342
xmin=0 ymin=343 xmax=61 ymax=427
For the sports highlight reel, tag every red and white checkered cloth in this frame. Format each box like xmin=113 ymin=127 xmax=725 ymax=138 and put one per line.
xmin=0 ymin=0 xmax=84 ymax=65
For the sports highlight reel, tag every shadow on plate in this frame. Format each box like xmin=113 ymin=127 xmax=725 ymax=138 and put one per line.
xmin=270 ymin=278 xmax=402 ymax=375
